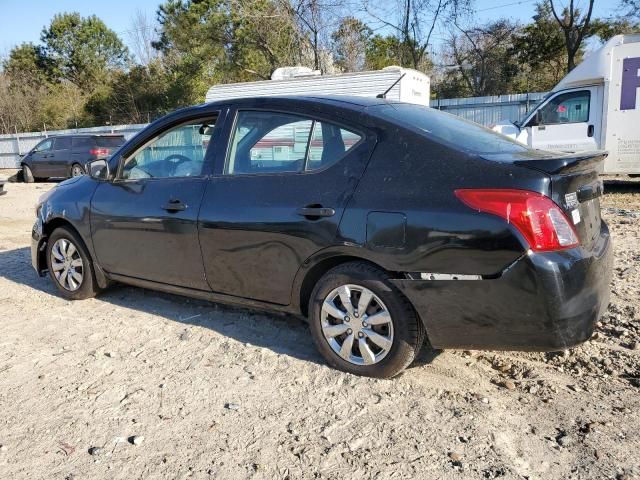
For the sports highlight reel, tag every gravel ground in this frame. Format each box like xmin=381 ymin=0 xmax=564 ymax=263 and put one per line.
xmin=0 ymin=179 xmax=638 ymax=480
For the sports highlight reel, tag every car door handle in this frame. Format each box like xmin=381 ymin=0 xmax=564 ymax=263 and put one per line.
xmin=296 ymin=206 xmax=335 ymax=218
xmin=587 ymin=125 xmax=595 ymax=137
xmin=162 ymin=199 xmax=187 ymax=212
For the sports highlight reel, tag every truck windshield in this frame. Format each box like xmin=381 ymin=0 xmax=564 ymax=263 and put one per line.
xmin=370 ymin=103 xmax=529 ymax=154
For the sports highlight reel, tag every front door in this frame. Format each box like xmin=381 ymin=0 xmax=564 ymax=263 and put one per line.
xmin=29 ymin=138 xmax=54 ymax=177
xmin=91 ymin=113 xmax=221 ymax=290
xmin=199 ymin=108 xmax=375 ymax=305
xmin=524 ymin=87 xmax=603 ymax=152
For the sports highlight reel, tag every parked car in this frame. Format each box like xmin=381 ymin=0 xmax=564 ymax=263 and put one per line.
xmin=21 ymin=134 xmax=125 ymax=183
xmin=31 ymin=96 xmax=613 ymax=378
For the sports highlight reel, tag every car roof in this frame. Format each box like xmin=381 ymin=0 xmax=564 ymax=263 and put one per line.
xmin=203 ymin=94 xmax=401 ymax=110
xmin=46 ymin=134 xmax=125 ymax=139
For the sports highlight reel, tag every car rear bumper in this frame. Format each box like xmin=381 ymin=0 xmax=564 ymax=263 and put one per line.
xmin=391 ymin=222 xmax=613 ymax=351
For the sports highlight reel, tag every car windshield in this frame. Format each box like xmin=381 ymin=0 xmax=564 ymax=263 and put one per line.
xmin=370 ymin=103 xmax=529 ymax=154
xmin=96 ymin=136 xmax=125 ymax=147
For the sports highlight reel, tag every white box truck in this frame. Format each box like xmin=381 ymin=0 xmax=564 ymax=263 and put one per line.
xmin=493 ymin=34 xmax=640 ymax=174
xmin=205 ymin=66 xmax=430 ymax=106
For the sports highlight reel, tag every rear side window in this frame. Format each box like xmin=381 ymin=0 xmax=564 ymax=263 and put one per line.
xmin=371 ymin=104 xmax=528 ymax=154
xmin=54 ymin=137 xmax=72 ymax=150
xmin=72 ymin=137 xmax=94 ymax=149
xmin=96 ymin=136 xmax=125 ymax=147
xmin=225 ymin=111 xmax=362 ymax=175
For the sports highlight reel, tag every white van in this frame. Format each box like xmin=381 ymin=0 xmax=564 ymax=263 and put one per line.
xmin=205 ymin=66 xmax=430 ymax=106
xmin=493 ymin=35 xmax=640 ymax=174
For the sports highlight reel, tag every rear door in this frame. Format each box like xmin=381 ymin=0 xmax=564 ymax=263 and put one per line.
xmin=50 ymin=136 xmax=72 ymax=177
xmin=198 ymin=107 xmax=375 ymax=305
xmin=526 ymin=87 xmax=603 ymax=152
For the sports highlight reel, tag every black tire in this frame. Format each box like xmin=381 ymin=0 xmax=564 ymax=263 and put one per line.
xmin=46 ymin=226 xmax=99 ymax=300
xmin=22 ymin=165 xmax=34 ymax=183
xmin=71 ymin=163 xmax=85 ymax=177
xmin=308 ymin=261 xmax=425 ymax=378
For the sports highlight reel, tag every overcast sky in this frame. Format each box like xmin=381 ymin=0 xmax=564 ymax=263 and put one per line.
xmin=0 ymin=0 xmax=620 ymax=59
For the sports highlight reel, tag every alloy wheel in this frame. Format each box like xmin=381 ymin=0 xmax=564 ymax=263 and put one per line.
xmin=50 ymin=238 xmax=84 ymax=291
xmin=71 ymin=165 xmax=84 ymax=177
xmin=320 ymin=284 xmax=394 ymax=365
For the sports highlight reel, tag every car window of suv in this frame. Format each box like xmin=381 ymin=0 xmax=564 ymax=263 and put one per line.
xmin=226 ymin=111 xmax=362 ymax=175
xmin=54 ymin=137 xmax=72 ymax=150
xmin=120 ymin=118 xmax=217 ymax=180
xmin=72 ymin=137 xmax=93 ymax=149
xmin=35 ymin=139 xmax=53 ymax=153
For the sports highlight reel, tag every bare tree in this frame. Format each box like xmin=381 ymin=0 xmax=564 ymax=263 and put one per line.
xmin=362 ymin=0 xmax=470 ymax=71
xmin=443 ymin=20 xmax=519 ymax=96
xmin=549 ymin=0 xmax=595 ymax=72
xmin=128 ymin=9 xmax=159 ymax=66
xmin=281 ymin=0 xmax=344 ymax=72
xmin=332 ymin=17 xmax=372 ymax=72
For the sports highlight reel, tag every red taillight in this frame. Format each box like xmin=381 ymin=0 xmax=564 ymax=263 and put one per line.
xmin=454 ymin=189 xmax=579 ymax=252
xmin=89 ymin=148 xmax=110 ymax=156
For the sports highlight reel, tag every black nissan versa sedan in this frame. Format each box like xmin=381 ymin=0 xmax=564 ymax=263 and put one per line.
xmin=31 ymin=96 xmax=613 ymax=378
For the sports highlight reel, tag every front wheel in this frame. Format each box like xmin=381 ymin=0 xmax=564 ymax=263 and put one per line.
xmin=46 ymin=226 xmax=99 ymax=300
xmin=308 ymin=262 xmax=425 ymax=378
xmin=22 ymin=165 xmax=34 ymax=183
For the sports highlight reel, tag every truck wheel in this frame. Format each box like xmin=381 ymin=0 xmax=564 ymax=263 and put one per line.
xmin=71 ymin=164 xmax=85 ymax=177
xmin=308 ymin=261 xmax=425 ymax=378
xmin=46 ymin=226 xmax=99 ymax=300
xmin=22 ymin=165 xmax=34 ymax=183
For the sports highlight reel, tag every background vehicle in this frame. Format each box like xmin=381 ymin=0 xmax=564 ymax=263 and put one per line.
xmin=21 ymin=134 xmax=125 ymax=182
xmin=205 ymin=66 xmax=430 ymax=106
xmin=31 ymin=96 xmax=612 ymax=378
xmin=493 ymin=34 xmax=640 ymax=174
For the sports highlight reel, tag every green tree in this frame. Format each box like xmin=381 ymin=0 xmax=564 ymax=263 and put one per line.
xmin=41 ymin=12 xmax=129 ymax=90
xmin=365 ymin=35 xmax=403 ymax=70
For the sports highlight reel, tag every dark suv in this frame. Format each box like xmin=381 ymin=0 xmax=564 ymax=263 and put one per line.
xmin=21 ymin=134 xmax=125 ymax=182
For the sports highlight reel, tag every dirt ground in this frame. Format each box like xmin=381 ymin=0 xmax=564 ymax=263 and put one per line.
xmin=0 ymin=177 xmax=638 ymax=480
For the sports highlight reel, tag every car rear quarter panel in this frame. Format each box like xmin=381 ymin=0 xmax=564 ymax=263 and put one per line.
xmin=338 ymin=126 xmax=550 ymax=276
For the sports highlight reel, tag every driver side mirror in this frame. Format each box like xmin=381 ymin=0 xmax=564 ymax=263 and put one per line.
xmin=88 ymin=159 xmax=110 ymax=180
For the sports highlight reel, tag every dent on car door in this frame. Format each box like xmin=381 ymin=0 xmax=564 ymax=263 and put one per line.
xmin=199 ymin=109 xmax=376 ymax=305
xmin=91 ymin=113 xmax=222 ymax=290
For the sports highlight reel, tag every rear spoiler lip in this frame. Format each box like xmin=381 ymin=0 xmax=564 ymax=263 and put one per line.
xmin=512 ymin=150 xmax=608 ymax=175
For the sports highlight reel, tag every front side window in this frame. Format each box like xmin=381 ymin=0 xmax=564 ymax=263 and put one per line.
xmin=120 ymin=118 xmax=217 ymax=180
xmin=537 ymin=90 xmax=590 ymax=125
xmin=35 ymin=139 xmax=53 ymax=153
xmin=225 ymin=111 xmax=362 ymax=175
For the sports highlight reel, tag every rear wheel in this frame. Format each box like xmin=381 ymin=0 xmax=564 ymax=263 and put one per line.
xmin=308 ymin=262 xmax=424 ymax=378
xmin=22 ymin=165 xmax=34 ymax=183
xmin=46 ymin=227 xmax=98 ymax=300
xmin=71 ymin=164 xmax=85 ymax=177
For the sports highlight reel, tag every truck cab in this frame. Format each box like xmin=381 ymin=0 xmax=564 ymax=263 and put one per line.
xmin=493 ymin=34 xmax=640 ymax=174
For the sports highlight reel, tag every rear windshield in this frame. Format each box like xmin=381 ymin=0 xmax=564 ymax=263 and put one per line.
xmin=96 ymin=136 xmax=125 ymax=147
xmin=370 ymin=103 xmax=529 ymax=154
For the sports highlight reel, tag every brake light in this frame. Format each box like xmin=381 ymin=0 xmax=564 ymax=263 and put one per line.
xmin=89 ymin=148 xmax=110 ymax=156
xmin=454 ymin=189 xmax=579 ymax=252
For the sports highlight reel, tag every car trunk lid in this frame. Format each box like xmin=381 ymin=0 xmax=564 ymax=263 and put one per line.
xmin=483 ymin=151 xmax=607 ymax=250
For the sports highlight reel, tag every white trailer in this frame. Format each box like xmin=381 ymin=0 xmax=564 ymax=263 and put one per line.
xmin=493 ymin=35 xmax=640 ymax=174
xmin=205 ymin=66 xmax=430 ymax=106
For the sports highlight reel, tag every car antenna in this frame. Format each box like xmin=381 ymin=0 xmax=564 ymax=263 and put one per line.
xmin=376 ymin=73 xmax=406 ymax=99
